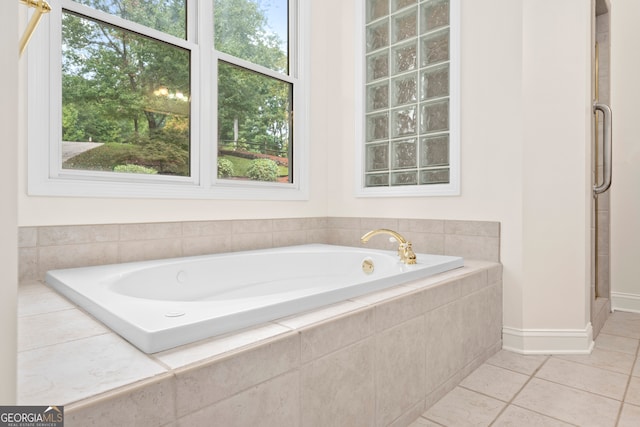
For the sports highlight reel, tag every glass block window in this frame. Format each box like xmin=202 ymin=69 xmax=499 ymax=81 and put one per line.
xmin=360 ymin=0 xmax=459 ymax=195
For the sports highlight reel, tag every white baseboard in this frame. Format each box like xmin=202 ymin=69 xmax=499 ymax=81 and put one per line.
xmin=502 ymin=324 xmax=594 ymax=355
xmin=611 ymin=292 xmax=640 ymax=314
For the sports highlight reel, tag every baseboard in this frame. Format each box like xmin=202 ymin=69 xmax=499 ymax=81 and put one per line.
xmin=611 ymin=292 xmax=640 ymax=314
xmin=502 ymin=324 xmax=594 ymax=355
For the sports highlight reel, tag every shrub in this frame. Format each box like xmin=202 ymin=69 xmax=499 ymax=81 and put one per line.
xmin=113 ymin=164 xmax=158 ymax=174
xmin=217 ymin=158 xmax=235 ymax=178
xmin=246 ymin=159 xmax=278 ymax=182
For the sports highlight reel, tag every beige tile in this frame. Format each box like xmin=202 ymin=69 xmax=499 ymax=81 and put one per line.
xmin=601 ymin=316 xmax=640 ymax=339
xmin=556 ymin=347 xmax=635 ymax=375
xmin=39 ymin=225 xmax=119 ymax=246
xmin=306 ymin=228 xmax=329 ymax=244
xmin=38 ymin=243 xmax=119 ymax=275
xmin=276 ymin=299 xmax=369 ymax=330
xmin=407 ymin=417 xmax=442 ymax=427
xmin=118 ymin=239 xmax=182 ymax=262
xmin=272 ymin=229 xmax=308 ymax=247
xmin=327 ymin=217 xmax=360 ymax=229
xmin=360 ymin=217 xmax=400 ymax=232
xmin=18 ymin=227 xmax=38 ymax=247
xmin=536 ymin=357 xmax=628 ymax=400
xmin=372 ymin=290 xmax=425 ymax=332
xmin=595 ymin=333 xmax=639 ymax=355
xmin=625 ymin=376 xmax=640 ymax=406
xmin=486 ymin=350 xmax=547 ymax=375
xmin=387 ymin=400 xmax=427 ymax=427
xmin=399 ymin=218 xmax=445 ymax=234
xmin=181 ymin=220 xmax=231 ymax=237
xmin=19 ymin=285 xmax=75 ymax=318
xmin=425 ymin=300 xmax=464 ymax=394
xmin=513 ymin=378 xmax=620 ymax=427
xmin=273 ymin=217 xmax=310 ymax=231
xmin=297 ymin=308 xmax=374 ymax=363
xmin=421 ymin=276 xmax=462 ymax=312
xmin=230 ymin=232 xmax=273 ymax=251
xmin=154 ymin=322 xmax=292 ymax=369
xmin=444 ymin=234 xmax=500 ymax=262
xmin=18 ymin=333 xmax=166 ymax=405
xmin=633 ymin=357 xmax=640 ymax=377
xmin=444 ymin=220 xmax=500 ymax=237
xmin=376 ymin=317 xmax=427 ymax=427
xmin=487 ymin=263 xmax=503 ymax=285
xmin=18 ymin=308 xmax=109 ymax=351
xmin=231 ymin=219 xmax=273 ymax=234
xmin=119 ymin=222 xmax=182 ymax=241
xmin=301 ymin=339 xmax=375 ymax=427
xmin=492 ymin=405 xmax=573 ymax=427
xmin=174 ymin=333 xmax=299 ymax=416
xmin=618 ymin=403 xmax=640 ymax=427
xmin=404 ymin=232 xmax=445 ymax=255
xmin=327 ymin=228 xmax=361 ymax=246
xmin=459 ymin=364 xmax=529 ymax=402
xmin=423 ymin=387 xmax=504 ymax=427
xmin=18 ymin=247 xmax=39 ymax=282
xmin=65 ymin=374 xmax=176 ymax=427
xmin=181 ymin=235 xmax=232 ymax=257
xmin=178 ymin=371 xmax=299 ymax=427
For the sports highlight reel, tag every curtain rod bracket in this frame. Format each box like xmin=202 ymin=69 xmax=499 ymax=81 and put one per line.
xmin=19 ymin=0 xmax=52 ymax=58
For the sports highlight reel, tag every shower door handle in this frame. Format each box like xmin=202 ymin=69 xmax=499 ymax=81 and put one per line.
xmin=593 ymin=102 xmax=612 ymax=195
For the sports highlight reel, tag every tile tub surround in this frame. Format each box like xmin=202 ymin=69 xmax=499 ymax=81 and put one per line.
xmin=18 ymin=217 xmax=500 ymax=282
xmin=18 ymin=261 xmax=502 ymax=427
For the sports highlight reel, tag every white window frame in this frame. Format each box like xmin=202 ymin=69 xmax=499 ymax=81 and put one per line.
xmin=26 ymin=0 xmax=309 ymax=200
xmin=355 ymin=0 xmax=460 ymax=197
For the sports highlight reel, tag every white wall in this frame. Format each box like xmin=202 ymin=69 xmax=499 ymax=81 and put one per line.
xmin=1 ymin=0 xmax=18 ymax=404
xmin=323 ymin=0 xmax=593 ymax=352
xmin=610 ymin=0 xmax=640 ymax=311
xmin=16 ymin=0 xmax=595 ymax=353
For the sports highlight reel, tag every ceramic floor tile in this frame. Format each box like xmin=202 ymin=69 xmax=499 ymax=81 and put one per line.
xmin=617 ymin=403 xmax=640 ymax=427
xmin=601 ymin=318 xmax=640 ymax=339
xmin=624 ymin=376 xmax=640 ymax=406
xmin=407 ymin=417 xmax=443 ymax=427
xmin=536 ymin=357 xmax=628 ymax=400
xmin=595 ymin=333 xmax=639 ymax=355
xmin=491 ymin=405 xmax=574 ymax=427
xmin=486 ymin=350 xmax=547 ymax=375
xmin=459 ymin=363 xmax=529 ymax=402
xmin=423 ymin=387 xmax=505 ymax=427
xmin=633 ymin=357 xmax=640 ymax=377
xmin=555 ymin=347 xmax=635 ymax=375
xmin=513 ymin=378 xmax=620 ymax=427
xmin=18 ymin=286 xmax=75 ymax=317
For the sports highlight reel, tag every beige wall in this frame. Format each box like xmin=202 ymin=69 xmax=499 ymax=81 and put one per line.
xmin=16 ymin=0 xmax=595 ymax=353
xmin=611 ymin=0 xmax=640 ymax=308
xmin=1 ymin=0 xmax=18 ymax=403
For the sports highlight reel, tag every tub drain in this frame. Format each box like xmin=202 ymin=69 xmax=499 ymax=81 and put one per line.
xmin=362 ymin=258 xmax=374 ymax=274
xmin=165 ymin=311 xmax=186 ymax=318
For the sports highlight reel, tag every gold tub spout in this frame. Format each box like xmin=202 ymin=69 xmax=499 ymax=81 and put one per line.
xmin=360 ymin=229 xmax=417 ymax=265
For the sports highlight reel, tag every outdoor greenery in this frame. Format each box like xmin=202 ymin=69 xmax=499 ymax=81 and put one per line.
xmin=246 ymin=158 xmax=279 ymax=182
xmin=61 ymin=0 xmax=291 ymax=181
xmin=217 ymin=158 xmax=235 ymax=178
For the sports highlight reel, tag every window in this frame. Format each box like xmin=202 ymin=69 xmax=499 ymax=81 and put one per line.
xmin=28 ymin=0 xmax=308 ymax=199
xmin=356 ymin=0 xmax=460 ymax=196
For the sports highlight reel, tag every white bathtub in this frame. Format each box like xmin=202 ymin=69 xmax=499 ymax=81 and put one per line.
xmin=46 ymin=244 xmax=463 ymax=353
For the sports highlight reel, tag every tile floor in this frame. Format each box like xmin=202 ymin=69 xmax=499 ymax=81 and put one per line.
xmin=410 ymin=311 xmax=640 ymax=427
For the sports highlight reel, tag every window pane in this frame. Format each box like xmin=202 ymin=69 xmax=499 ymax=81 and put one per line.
xmin=214 ymin=0 xmax=289 ymax=74
xmin=217 ymin=61 xmax=292 ymax=183
xmin=61 ymin=12 xmax=191 ymax=176
xmin=72 ymin=0 xmax=187 ymax=39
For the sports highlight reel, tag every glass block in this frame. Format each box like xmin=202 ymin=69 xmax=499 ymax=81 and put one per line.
xmin=367 ymin=0 xmax=389 ymax=23
xmin=420 ymin=168 xmax=449 ymax=184
xmin=366 ymin=143 xmax=389 ymax=171
xmin=421 ymin=0 xmax=449 ymax=34
xmin=420 ymin=64 xmax=449 ymax=101
xmin=367 ymin=52 xmax=389 ymax=82
xmin=392 ymin=41 xmax=418 ymax=74
xmin=367 ymin=113 xmax=389 ymax=141
xmin=420 ymin=135 xmax=449 ymax=166
xmin=392 ymin=8 xmax=418 ymax=44
xmin=392 ymin=73 xmax=417 ymax=106
xmin=392 ymin=106 xmax=417 ymax=137
xmin=392 ymin=138 xmax=417 ymax=169
xmin=367 ymin=82 xmax=389 ymax=112
xmin=391 ymin=170 xmax=418 ymax=185
xmin=420 ymin=29 xmax=449 ymax=67
xmin=420 ymin=100 xmax=449 ymax=133
xmin=392 ymin=0 xmax=417 ymax=12
xmin=366 ymin=173 xmax=390 ymax=187
xmin=367 ymin=21 xmax=389 ymax=52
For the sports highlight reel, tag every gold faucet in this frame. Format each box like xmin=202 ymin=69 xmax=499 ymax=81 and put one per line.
xmin=360 ymin=229 xmax=417 ymax=265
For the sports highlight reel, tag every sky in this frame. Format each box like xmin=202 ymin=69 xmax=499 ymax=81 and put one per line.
xmin=262 ymin=0 xmax=288 ymax=50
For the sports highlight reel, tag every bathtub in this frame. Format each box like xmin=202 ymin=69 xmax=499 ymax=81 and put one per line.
xmin=45 ymin=244 xmax=463 ymax=353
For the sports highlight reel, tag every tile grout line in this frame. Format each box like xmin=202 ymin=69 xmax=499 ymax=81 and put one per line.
xmin=614 ymin=330 xmax=640 ymax=426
